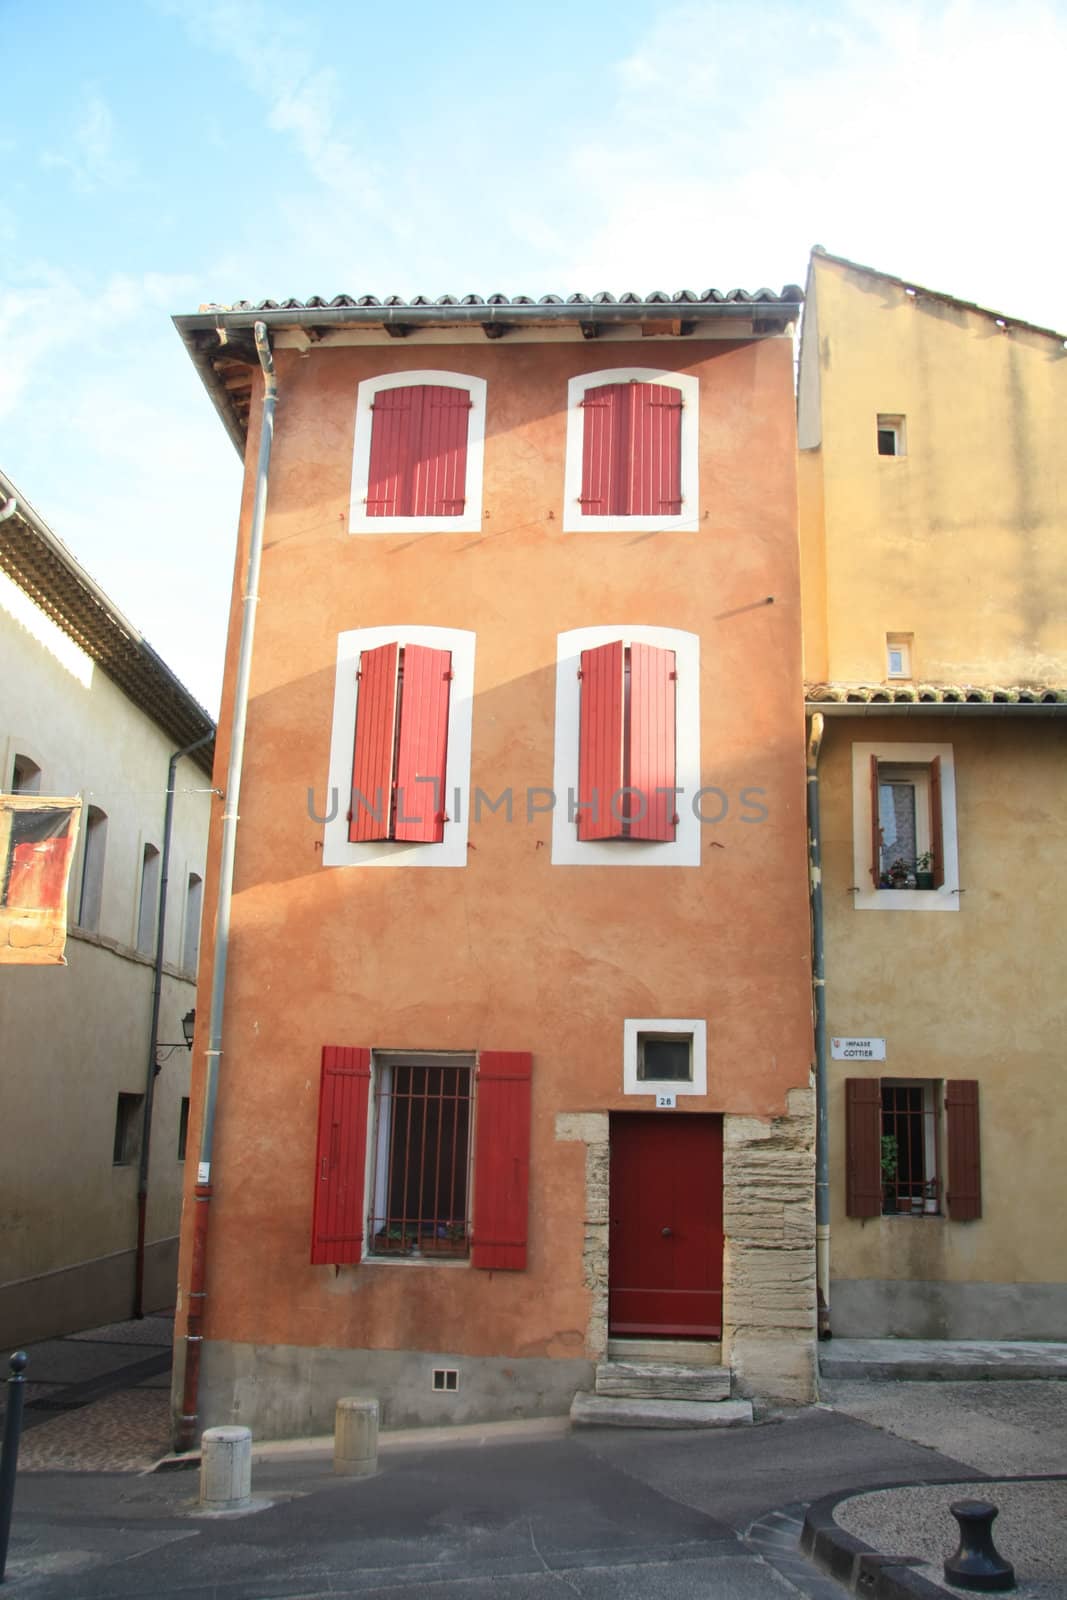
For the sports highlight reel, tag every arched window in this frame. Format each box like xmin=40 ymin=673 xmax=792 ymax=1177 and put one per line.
xmin=350 ymin=372 xmax=487 ymax=534
xmin=136 ymin=843 xmax=160 ymax=955
xmin=183 ymin=872 xmax=203 ymax=973
xmin=77 ymin=806 xmax=107 ymax=931
xmin=563 ymin=368 xmax=699 ymax=533
xmin=10 ymin=754 xmax=42 ymax=793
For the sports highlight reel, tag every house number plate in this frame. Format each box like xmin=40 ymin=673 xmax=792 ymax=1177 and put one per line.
xmin=655 ymin=1091 xmax=677 ymax=1109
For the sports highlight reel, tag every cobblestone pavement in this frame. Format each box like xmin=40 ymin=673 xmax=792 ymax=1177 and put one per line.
xmin=3 ymin=1313 xmax=174 ymax=1472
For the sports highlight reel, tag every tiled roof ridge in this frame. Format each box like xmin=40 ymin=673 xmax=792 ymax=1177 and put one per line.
xmin=806 ymin=682 xmax=1067 ymax=705
xmin=199 ymin=285 xmax=804 ymax=314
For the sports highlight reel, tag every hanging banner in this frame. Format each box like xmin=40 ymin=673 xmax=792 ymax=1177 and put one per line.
xmin=0 ymin=795 xmax=82 ymax=965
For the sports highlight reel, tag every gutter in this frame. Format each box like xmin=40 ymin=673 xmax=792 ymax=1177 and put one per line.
xmin=807 ymin=713 xmax=831 ymax=1340
xmin=806 ymin=701 xmax=1067 ymax=718
xmin=176 ymin=322 xmax=276 ymax=1452
xmin=134 ymin=730 xmax=214 ymax=1320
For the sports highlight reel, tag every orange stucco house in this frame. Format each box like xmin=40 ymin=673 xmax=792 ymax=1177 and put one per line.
xmin=171 ymin=284 xmax=816 ymax=1442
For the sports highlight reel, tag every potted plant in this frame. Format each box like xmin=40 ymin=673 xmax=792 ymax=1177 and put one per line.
xmin=419 ymin=1222 xmax=468 ymax=1257
xmin=914 ymin=851 xmax=935 ymax=890
xmin=880 ymin=1134 xmax=898 ymax=1213
xmin=373 ymin=1225 xmax=416 ymax=1256
xmin=888 ymin=856 xmax=912 ymax=888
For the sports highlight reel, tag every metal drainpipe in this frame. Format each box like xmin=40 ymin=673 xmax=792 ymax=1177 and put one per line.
xmin=134 ymin=730 xmax=214 ymax=1320
xmin=177 ymin=322 xmax=276 ymax=1451
xmin=807 ymin=712 xmax=831 ymax=1338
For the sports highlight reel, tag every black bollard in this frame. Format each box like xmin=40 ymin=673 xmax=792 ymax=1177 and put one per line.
xmin=0 ymin=1352 xmax=28 ymax=1584
xmin=944 ymin=1499 xmax=1015 ymax=1592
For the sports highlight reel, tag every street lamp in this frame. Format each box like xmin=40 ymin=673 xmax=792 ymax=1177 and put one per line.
xmin=156 ymin=1008 xmax=196 ymax=1066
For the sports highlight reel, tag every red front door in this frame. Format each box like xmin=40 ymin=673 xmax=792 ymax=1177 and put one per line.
xmin=608 ymin=1113 xmax=723 ymax=1339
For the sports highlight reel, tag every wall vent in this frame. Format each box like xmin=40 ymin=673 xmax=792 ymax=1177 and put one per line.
xmin=431 ymin=1367 xmax=459 ymax=1392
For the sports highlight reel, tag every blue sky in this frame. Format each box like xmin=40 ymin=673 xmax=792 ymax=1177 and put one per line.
xmin=3 ymin=0 xmax=1066 ymax=713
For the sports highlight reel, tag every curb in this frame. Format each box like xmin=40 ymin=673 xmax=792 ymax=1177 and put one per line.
xmin=800 ymin=1477 xmax=989 ymax=1600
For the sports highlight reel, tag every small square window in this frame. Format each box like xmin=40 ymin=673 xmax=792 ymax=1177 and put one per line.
xmin=637 ymin=1035 xmax=692 ymax=1082
xmin=432 ymin=1367 xmax=459 ymax=1392
xmin=877 ymin=415 xmax=906 ymax=457
xmin=886 ymin=634 xmax=913 ymax=680
xmin=113 ymin=1093 xmax=143 ymax=1166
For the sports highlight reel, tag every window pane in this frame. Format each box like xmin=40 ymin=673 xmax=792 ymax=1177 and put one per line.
xmin=639 ymin=1038 xmax=691 ymax=1081
xmin=371 ymin=1063 xmax=472 ymax=1255
xmin=879 ymin=781 xmax=917 ymax=875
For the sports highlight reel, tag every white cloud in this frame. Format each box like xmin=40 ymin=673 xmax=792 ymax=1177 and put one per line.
xmin=544 ymin=0 xmax=1067 ymax=328
xmin=40 ymin=90 xmax=135 ymax=193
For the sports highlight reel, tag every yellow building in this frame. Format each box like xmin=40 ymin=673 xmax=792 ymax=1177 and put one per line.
xmin=798 ymin=249 xmax=1067 ymax=1339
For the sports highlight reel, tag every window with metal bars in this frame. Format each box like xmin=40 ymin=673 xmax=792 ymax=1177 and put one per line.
xmin=881 ymin=1080 xmax=939 ymax=1215
xmin=369 ymin=1058 xmax=473 ymax=1258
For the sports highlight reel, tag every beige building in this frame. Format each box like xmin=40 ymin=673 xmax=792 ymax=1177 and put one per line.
xmin=798 ymin=249 xmax=1067 ymax=1339
xmin=0 ymin=472 xmax=214 ymax=1345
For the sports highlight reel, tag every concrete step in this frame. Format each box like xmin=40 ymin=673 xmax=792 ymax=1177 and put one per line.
xmin=571 ymin=1393 xmax=753 ymax=1429
xmin=819 ymin=1338 xmax=1067 ymax=1382
xmin=595 ymin=1360 xmax=731 ymax=1401
xmin=606 ymin=1337 xmax=722 ymax=1366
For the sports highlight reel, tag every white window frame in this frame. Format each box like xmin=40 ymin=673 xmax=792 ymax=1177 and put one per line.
xmin=886 ymin=637 xmax=912 ymax=679
xmin=551 ymin=625 xmax=701 ymax=867
xmin=323 ymin=625 xmax=475 ymax=869
xmin=366 ymin=1050 xmax=475 ymax=1265
xmin=852 ymin=741 xmax=959 ymax=912
xmin=349 ymin=370 xmax=487 ymax=535
xmin=563 ymin=367 xmax=699 ymax=534
xmin=623 ymin=1019 xmax=707 ymax=1098
xmin=877 ymin=414 xmax=907 ymax=458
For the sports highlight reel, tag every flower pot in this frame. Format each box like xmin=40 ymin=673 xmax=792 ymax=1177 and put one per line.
xmin=419 ymin=1236 xmax=468 ymax=1258
xmin=915 ymin=871 xmax=934 ymax=890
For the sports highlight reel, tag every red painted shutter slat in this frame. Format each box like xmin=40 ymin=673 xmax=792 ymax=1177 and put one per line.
xmin=349 ymin=643 xmax=399 ymax=842
xmin=578 ymin=641 xmax=625 ymax=840
xmin=930 ymin=756 xmax=945 ymax=888
xmin=845 ymin=1077 xmax=883 ymax=1218
xmin=628 ymin=383 xmax=683 ymax=516
xmin=472 ymin=1051 xmax=532 ymax=1271
xmin=946 ymin=1080 xmax=981 ymax=1220
xmin=628 ymin=643 xmax=677 ymax=841
xmin=870 ymin=754 xmax=882 ymax=887
xmin=310 ymin=1046 xmax=371 ymax=1265
xmin=366 ymin=388 xmax=415 ymax=516
xmin=394 ymin=646 xmax=452 ymax=843
xmin=580 ymin=383 xmax=625 ymax=514
xmin=413 ymin=386 xmax=470 ymax=517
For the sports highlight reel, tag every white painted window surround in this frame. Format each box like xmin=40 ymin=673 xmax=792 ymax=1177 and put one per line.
xmin=851 ymin=741 xmax=959 ymax=912
xmin=624 ymin=1019 xmax=708 ymax=1098
xmin=551 ymin=625 xmax=701 ymax=867
xmin=563 ymin=367 xmax=700 ymax=534
xmin=349 ymin=370 xmax=487 ymax=535
xmin=323 ymin=626 xmax=475 ymax=869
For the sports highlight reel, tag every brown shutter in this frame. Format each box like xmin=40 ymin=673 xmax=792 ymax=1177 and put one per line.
xmin=846 ymin=1077 xmax=883 ymax=1217
xmin=870 ymin=754 xmax=882 ymax=887
xmin=929 ymin=755 xmax=945 ymax=888
xmin=945 ymin=1080 xmax=981 ymax=1220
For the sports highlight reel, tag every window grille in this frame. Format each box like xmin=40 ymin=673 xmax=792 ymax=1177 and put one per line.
xmin=881 ymin=1082 xmax=939 ymax=1214
xmin=370 ymin=1061 xmax=472 ymax=1258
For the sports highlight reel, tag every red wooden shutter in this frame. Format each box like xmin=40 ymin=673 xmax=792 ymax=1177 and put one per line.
xmin=628 ymin=643 xmax=677 ymax=841
xmin=472 ymin=1051 xmax=532 ymax=1271
xmin=578 ymin=642 xmax=625 ymax=840
xmin=629 ymin=383 xmax=683 ymax=516
xmin=870 ymin=754 xmax=882 ymax=886
xmin=413 ymin=386 xmax=471 ymax=516
xmin=394 ymin=646 xmax=452 ymax=843
xmin=945 ymin=1080 xmax=981 ymax=1220
xmin=366 ymin=388 xmax=417 ymax=516
xmin=311 ymin=1046 xmax=371 ymax=1265
xmin=845 ymin=1077 xmax=883 ymax=1218
xmin=349 ymin=643 xmax=399 ymax=842
xmin=579 ymin=383 xmax=625 ymax=514
xmin=929 ymin=756 xmax=945 ymax=888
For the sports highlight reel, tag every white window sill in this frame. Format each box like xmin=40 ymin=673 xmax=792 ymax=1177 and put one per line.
xmin=854 ymin=887 xmax=959 ymax=912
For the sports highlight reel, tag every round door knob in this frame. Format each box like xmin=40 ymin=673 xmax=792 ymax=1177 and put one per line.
xmin=661 ymin=1226 xmax=673 ymax=1237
